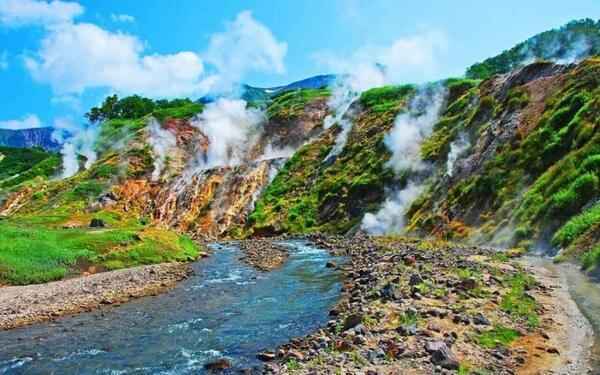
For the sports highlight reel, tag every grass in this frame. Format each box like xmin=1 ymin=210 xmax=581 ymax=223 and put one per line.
xmin=582 ymin=244 xmax=600 ymax=270
xmin=0 ymin=220 xmax=202 ymax=285
xmin=0 ymin=146 xmax=61 ymax=189
xmin=553 ymin=202 xmax=600 ymax=247
xmin=500 ymin=272 xmax=539 ymax=328
xmin=267 ymin=88 xmax=330 ymax=120
xmin=476 ymin=325 xmax=521 ymax=348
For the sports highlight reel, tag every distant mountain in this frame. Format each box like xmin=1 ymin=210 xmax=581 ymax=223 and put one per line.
xmin=198 ymin=75 xmax=338 ymax=104
xmin=0 ymin=127 xmax=61 ymax=151
xmin=466 ymin=18 xmax=600 ymax=79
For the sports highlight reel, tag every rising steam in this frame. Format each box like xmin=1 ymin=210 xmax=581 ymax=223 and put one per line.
xmin=361 ymin=85 xmax=446 ymax=234
xmin=446 ymin=132 xmax=470 ymax=177
xmin=148 ymin=117 xmax=177 ymax=181
xmin=191 ymin=98 xmax=265 ymax=170
xmin=52 ymin=118 xmax=99 ymax=178
xmin=323 ymin=65 xmax=387 ymax=160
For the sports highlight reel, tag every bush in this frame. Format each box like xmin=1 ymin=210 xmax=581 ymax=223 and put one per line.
xmin=582 ymin=244 xmax=600 ymax=270
xmin=550 ymin=172 xmax=599 ymax=215
xmin=553 ymin=202 xmax=600 ymax=247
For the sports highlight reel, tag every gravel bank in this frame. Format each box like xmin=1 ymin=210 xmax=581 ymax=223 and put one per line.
xmin=257 ymin=234 xmax=594 ymax=375
xmin=0 ymin=262 xmax=192 ymax=330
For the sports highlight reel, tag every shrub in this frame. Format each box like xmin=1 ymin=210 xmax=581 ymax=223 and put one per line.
xmin=553 ymin=202 xmax=600 ymax=247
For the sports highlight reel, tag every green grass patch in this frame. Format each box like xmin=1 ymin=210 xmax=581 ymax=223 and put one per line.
xmin=553 ymin=202 xmax=600 ymax=247
xmin=0 ymin=221 xmax=201 ymax=285
xmin=501 ymin=272 xmax=539 ymax=328
xmin=477 ymin=325 xmax=521 ymax=348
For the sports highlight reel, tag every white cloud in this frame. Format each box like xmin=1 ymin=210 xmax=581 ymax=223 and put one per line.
xmin=314 ymin=30 xmax=448 ymax=84
xmin=0 ymin=114 xmax=43 ymax=130
xmin=204 ymin=10 xmax=287 ymax=92
xmin=0 ymin=51 xmax=7 ymax=70
xmin=110 ymin=13 xmax=134 ymax=23
xmin=0 ymin=0 xmax=83 ymax=27
xmin=25 ymin=22 xmax=207 ymax=97
xmin=22 ymin=10 xmax=287 ymax=98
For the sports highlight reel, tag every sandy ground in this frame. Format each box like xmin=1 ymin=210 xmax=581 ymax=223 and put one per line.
xmin=520 ymin=257 xmax=594 ymax=374
xmin=0 ymin=262 xmax=192 ymax=330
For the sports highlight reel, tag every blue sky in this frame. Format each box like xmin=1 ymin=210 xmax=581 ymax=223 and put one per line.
xmin=0 ymin=0 xmax=598 ymax=130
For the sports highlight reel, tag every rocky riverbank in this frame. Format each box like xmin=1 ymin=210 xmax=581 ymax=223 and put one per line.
xmin=0 ymin=263 xmax=192 ymax=330
xmin=238 ymin=239 xmax=290 ymax=271
xmin=256 ymin=234 xmax=593 ymax=374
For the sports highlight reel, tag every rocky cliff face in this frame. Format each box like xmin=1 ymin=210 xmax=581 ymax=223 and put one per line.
xmin=0 ymin=128 xmax=61 ymax=151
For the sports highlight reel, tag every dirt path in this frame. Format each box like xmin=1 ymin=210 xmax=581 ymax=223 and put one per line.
xmin=520 ymin=257 xmax=594 ymax=374
xmin=0 ymin=262 xmax=192 ymax=330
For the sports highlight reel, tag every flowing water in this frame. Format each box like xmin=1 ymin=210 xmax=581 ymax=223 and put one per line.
xmin=0 ymin=241 xmax=344 ymax=374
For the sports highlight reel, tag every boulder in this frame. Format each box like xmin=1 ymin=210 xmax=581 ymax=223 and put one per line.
xmin=425 ymin=341 xmax=459 ymax=370
xmin=89 ymin=218 xmax=105 ymax=228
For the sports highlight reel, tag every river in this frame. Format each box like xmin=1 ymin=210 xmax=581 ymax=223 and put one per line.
xmin=0 ymin=241 xmax=344 ymax=374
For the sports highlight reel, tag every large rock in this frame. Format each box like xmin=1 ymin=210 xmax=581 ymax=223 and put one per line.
xmin=425 ymin=340 xmax=459 ymax=370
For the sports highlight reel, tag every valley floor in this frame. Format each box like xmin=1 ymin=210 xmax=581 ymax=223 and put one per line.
xmin=260 ymin=235 xmax=595 ymax=375
xmin=0 ymin=235 xmax=595 ymax=374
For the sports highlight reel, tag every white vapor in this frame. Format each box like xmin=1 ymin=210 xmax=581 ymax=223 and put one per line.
xmin=446 ymin=132 xmax=470 ymax=177
xmin=385 ymin=86 xmax=446 ymax=173
xmin=148 ymin=118 xmax=176 ymax=181
xmin=191 ymin=98 xmax=265 ymax=170
xmin=51 ymin=117 xmax=99 ymax=178
xmin=315 ymin=30 xmax=447 ymax=160
xmin=361 ymin=86 xmax=447 ymax=234
xmin=0 ymin=0 xmax=83 ymax=27
xmin=0 ymin=114 xmax=42 ymax=130
xmin=259 ymin=143 xmax=296 ymax=161
xmin=361 ymin=182 xmax=423 ymax=235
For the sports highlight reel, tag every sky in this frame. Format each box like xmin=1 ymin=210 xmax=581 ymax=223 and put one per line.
xmin=0 ymin=0 xmax=598 ymax=131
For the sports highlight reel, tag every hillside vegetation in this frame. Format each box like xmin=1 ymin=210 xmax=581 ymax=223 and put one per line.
xmin=1 ymin=21 xmax=600 ymax=286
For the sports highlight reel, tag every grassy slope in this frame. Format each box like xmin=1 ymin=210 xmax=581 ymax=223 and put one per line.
xmin=409 ymin=58 xmax=600 ymax=268
xmin=0 ymin=103 xmax=205 ymax=286
xmin=246 ymin=85 xmax=414 ymax=235
xmin=466 ymin=19 xmax=600 ymax=79
xmin=0 ymin=146 xmax=61 ymax=190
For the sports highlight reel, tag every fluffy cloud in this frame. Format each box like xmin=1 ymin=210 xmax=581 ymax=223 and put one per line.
xmin=204 ymin=10 xmax=287 ymax=92
xmin=23 ymin=9 xmax=286 ymax=98
xmin=314 ymin=30 xmax=448 ymax=85
xmin=0 ymin=0 xmax=83 ymax=27
xmin=110 ymin=13 xmax=135 ymax=23
xmin=25 ymin=22 xmax=206 ymax=97
xmin=0 ymin=114 xmax=42 ymax=130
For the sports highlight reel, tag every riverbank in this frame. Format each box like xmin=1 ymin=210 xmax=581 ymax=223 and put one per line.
xmin=0 ymin=262 xmax=192 ymax=330
xmin=258 ymin=234 xmax=594 ymax=374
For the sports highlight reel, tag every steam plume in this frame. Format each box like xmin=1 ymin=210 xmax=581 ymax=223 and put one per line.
xmin=446 ymin=132 xmax=470 ymax=177
xmin=361 ymin=85 xmax=446 ymax=234
xmin=191 ymin=98 xmax=265 ymax=170
xmin=148 ymin=117 xmax=176 ymax=181
xmin=52 ymin=118 xmax=99 ymax=178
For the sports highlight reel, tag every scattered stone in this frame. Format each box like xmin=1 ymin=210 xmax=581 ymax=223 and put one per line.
xmin=257 ymin=352 xmax=277 ymax=361
xmin=473 ymin=313 xmax=490 ymax=326
xmin=203 ymin=358 xmax=231 ymax=371
xmin=342 ymin=314 xmax=363 ymax=331
xmin=425 ymin=341 xmax=459 ymax=370
xmin=89 ymin=218 xmax=105 ymax=228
